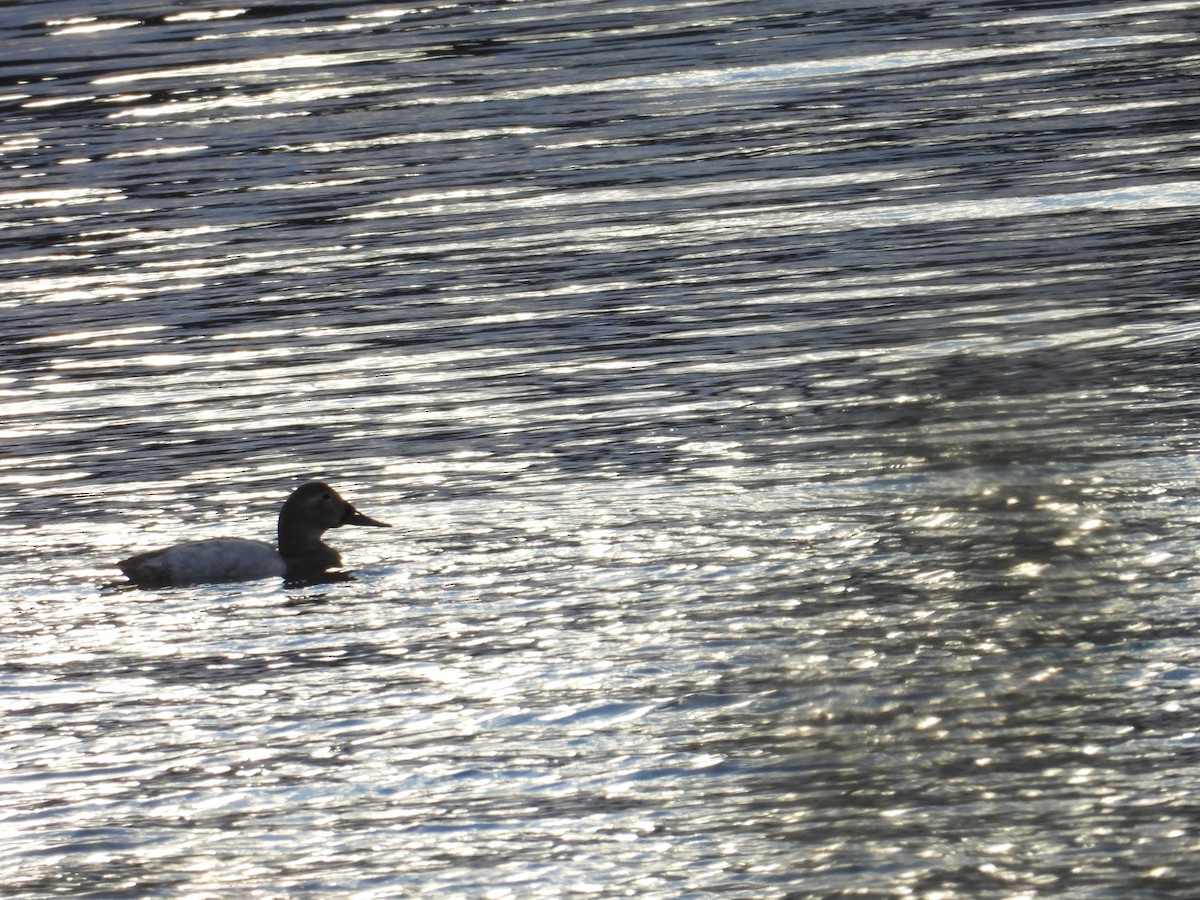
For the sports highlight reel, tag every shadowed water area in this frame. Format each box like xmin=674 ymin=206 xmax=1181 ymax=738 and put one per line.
xmin=3 ymin=1 xmax=1200 ymax=897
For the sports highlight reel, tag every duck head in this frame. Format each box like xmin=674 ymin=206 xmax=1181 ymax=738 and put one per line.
xmin=278 ymin=481 xmax=390 ymax=555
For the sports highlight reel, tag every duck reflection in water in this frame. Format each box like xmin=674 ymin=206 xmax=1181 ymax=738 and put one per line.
xmin=118 ymin=481 xmax=390 ymax=588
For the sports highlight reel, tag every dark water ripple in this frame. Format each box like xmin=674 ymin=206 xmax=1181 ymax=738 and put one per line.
xmin=3 ymin=2 xmax=1200 ymax=897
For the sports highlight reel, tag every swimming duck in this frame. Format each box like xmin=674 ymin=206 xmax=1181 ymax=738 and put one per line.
xmin=118 ymin=481 xmax=390 ymax=588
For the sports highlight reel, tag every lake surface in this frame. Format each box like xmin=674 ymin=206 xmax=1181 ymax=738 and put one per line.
xmin=3 ymin=1 xmax=1200 ymax=896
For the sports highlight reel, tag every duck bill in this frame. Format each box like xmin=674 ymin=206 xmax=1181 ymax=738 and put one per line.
xmin=341 ymin=505 xmax=391 ymax=528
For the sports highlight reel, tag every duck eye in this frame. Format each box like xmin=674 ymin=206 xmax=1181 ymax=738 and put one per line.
xmin=322 ymin=492 xmax=332 ymax=501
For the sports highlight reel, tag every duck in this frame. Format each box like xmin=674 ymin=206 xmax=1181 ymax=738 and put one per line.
xmin=118 ymin=481 xmax=391 ymax=588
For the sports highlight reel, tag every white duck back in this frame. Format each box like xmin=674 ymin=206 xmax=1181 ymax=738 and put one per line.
xmin=119 ymin=538 xmax=287 ymax=587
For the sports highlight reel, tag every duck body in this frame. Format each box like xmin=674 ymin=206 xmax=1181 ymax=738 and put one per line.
xmin=118 ymin=538 xmax=287 ymax=588
xmin=118 ymin=482 xmax=390 ymax=588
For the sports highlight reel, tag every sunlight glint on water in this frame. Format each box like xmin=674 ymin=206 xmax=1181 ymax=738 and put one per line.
xmin=3 ymin=1 xmax=1200 ymax=896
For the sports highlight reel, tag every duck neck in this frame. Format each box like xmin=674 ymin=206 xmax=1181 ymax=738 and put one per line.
xmin=278 ymin=525 xmax=342 ymax=574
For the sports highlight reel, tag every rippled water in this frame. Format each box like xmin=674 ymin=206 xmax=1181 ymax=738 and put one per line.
xmin=4 ymin=2 xmax=1200 ymax=896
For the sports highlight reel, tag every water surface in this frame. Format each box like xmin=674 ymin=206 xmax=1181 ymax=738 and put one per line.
xmin=3 ymin=2 xmax=1200 ymax=896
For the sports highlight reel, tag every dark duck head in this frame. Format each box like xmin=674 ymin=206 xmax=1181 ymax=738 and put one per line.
xmin=277 ymin=481 xmax=391 ymax=578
